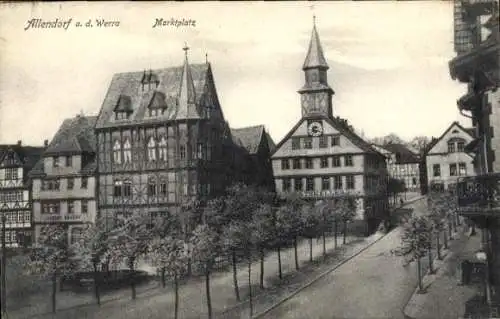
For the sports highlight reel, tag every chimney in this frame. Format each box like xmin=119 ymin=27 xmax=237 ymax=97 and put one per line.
xmin=44 ymin=140 xmax=49 ymax=147
xmin=17 ymin=140 xmax=21 ymax=146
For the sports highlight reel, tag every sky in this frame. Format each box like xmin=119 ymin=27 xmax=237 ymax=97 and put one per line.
xmin=0 ymin=1 xmax=468 ymax=146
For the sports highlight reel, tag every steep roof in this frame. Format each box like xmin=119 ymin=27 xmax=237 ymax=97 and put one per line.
xmin=382 ymin=143 xmax=420 ymax=164
xmin=303 ymin=21 xmax=329 ymax=70
xmin=0 ymin=144 xmax=45 ymax=172
xmin=44 ymin=115 xmax=97 ymax=156
xmin=96 ymin=63 xmax=222 ymax=129
xmin=425 ymin=121 xmax=475 ymax=155
xmin=231 ymin=125 xmax=274 ymax=155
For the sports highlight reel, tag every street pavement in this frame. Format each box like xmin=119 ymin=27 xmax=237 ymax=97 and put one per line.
xmin=259 ymin=198 xmax=430 ymax=319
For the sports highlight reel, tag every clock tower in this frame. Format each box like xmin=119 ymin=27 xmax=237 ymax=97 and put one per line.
xmin=298 ymin=17 xmax=334 ymax=119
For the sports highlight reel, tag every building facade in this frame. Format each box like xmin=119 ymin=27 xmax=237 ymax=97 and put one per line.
xmin=0 ymin=142 xmax=44 ymax=248
xmin=271 ymin=20 xmax=389 ymax=233
xmin=95 ymin=47 xmax=275 ymax=227
xmin=371 ymin=143 xmax=422 ymax=193
xmin=29 ymin=115 xmax=98 ymax=245
xmin=425 ymin=121 xmax=476 ymax=192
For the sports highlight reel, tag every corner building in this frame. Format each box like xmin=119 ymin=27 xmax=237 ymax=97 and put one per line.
xmin=272 ymin=21 xmax=389 ymax=233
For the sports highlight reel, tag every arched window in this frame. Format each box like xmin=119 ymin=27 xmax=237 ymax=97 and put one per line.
xmin=113 ymin=140 xmax=122 ymax=164
xmin=113 ymin=180 xmax=123 ymax=197
xmin=158 ymin=136 xmax=167 ymax=161
xmin=447 ymin=138 xmax=466 ymax=153
xmin=148 ymin=177 xmax=157 ymax=197
xmin=123 ymin=139 xmax=132 ymax=163
xmin=147 ymin=137 xmax=157 ymax=162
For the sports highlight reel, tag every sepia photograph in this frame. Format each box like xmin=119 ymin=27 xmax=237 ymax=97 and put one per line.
xmin=0 ymin=1 xmax=499 ymax=318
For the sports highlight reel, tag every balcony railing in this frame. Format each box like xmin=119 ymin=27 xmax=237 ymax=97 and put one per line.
xmin=456 ymin=173 xmax=500 ymax=215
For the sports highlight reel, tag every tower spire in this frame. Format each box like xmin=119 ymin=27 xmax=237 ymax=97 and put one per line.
xmin=302 ymin=17 xmax=329 ymax=70
xmin=177 ymin=42 xmax=199 ymax=119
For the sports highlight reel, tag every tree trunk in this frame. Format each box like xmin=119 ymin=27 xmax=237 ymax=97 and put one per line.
xmin=174 ymin=272 xmax=179 ymax=319
xmin=448 ymin=221 xmax=453 ymax=239
xmin=231 ymin=249 xmax=241 ymax=301
xmin=334 ymin=220 xmax=338 ymax=249
xmin=93 ymin=262 xmax=101 ymax=306
xmin=322 ymin=231 xmax=326 ymax=259
xmin=443 ymin=230 xmax=448 ymax=249
xmin=436 ymin=233 xmax=442 ymax=260
xmin=277 ymin=245 xmax=282 ymax=280
xmin=309 ymin=237 xmax=313 ymax=262
xmin=51 ymin=271 xmax=57 ymax=313
xmin=248 ymin=257 xmax=253 ymax=318
xmin=161 ymin=267 xmax=166 ymax=288
xmin=259 ymin=248 xmax=265 ymax=289
xmin=417 ymin=258 xmax=423 ymax=292
xmin=293 ymin=236 xmax=299 ymax=271
xmin=205 ymin=267 xmax=213 ymax=319
xmin=129 ymin=259 xmax=137 ymax=300
xmin=343 ymin=220 xmax=347 ymax=244
xmin=428 ymin=247 xmax=434 ymax=274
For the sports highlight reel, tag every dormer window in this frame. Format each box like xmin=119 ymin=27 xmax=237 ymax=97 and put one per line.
xmin=141 ymin=70 xmax=160 ymax=92
xmin=147 ymin=91 xmax=168 ymax=117
xmin=114 ymin=94 xmax=133 ymax=121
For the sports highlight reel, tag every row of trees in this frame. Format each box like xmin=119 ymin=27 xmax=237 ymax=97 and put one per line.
xmin=26 ymin=184 xmax=359 ymax=318
xmin=396 ymin=191 xmax=463 ymax=291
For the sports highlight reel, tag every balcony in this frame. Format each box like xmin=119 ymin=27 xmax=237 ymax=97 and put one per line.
xmin=37 ymin=213 xmax=94 ymax=223
xmin=457 ymin=173 xmax=500 ymax=216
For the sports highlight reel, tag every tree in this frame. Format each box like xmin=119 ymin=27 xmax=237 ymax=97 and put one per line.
xmin=190 ymin=224 xmax=220 ymax=319
xmin=26 ymin=225 xmax=76 ymax=313
xmin=251 ymin=203 xmax=275 ymax=289
xmin=178 ymin=199 xmax=203 ymax=276
xmin=337 ymin=197 xmax=357 ymax=244
xmin=301 ymin=203 xmax=321 ymax=262
xmin=107 ymin=211 xmax=151 ymax=300
xmin=388 ymin=178 xmax=406 ymax=205
xmin=408 ymin=136 xmax=431 ymax=155
xmin=281 ymin=192 xmax=306 ymax=271
xmin=71 ymin=219 xmax=110 ymax=306
xmin=396 ymin=216 xmax=432 ymax=292
xmin=148 ymin=235 xmax=188 ymax=319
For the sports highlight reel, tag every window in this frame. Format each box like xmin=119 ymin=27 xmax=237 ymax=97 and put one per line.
xmin=113 ymin=180 xmax=123 ymax=197
xmin=320 ymin=157 xmax=328 ymax=168
xmin=433 ymin=164 xmax=441 ymax=177
xmin=293 ymin=158 xmax=301 ymax=169
xmin=53 ymin=156 xmax=60 ymax=167
xmin=283 ymin=178 xmax=291 ymax=192
xmin=303 ymin=137 xmax=312 ymax=149
xmin=197 ymin=143 xmax=204 ymax=159
xmin=41 ymin=201 xmax=60 ymax=214
xmin=459 ymin=162 xmax=467 ymax=175
xmin=68 ymin=200 xmax=75 ymax=214
xmin=346 ymin=176 xmax=355 ymax=189
xmin=160 ymin=182 xmax=167 ymax=196
xmin=81 ymin=200 xmax=88 ymax=214
xmin=147 ymin=137 xmax=157 ymax=161
xmin=333 ymin=176 xmax=342 ymax=189
xmin=294 ymin=178 xmax=303 ymax=191
xmin=281 ymin=159 xmax=290 ymax=170
xmin=67 ymin=177 xmax=74 ymax=190
xmin=412 ymin=178 xmax=417 ymax=186
xmin=291 ymin=137 xmax=300 ymax=150
xmin=319 ymin=136 xmax=327 ymax=148
xmin=123 ymin=139 xmax=132 ymax=162
xmin=5 ymin=168 xmax=18 ymax=180
xmin=322 ymin=177 xmax=330 ymax=190
xmin=449 ymin=163 xmax=457 ymax=176
xmin=158 ymin=137 xmax=167 ymax=161
xmin=81 ymin=177 xmax=88 ymax=189
xmin=457 ymin=141 xmax=465 ymax=152
xmin=447 ymin=142 xmax=455 ymax=153
xmin=305 ymin=158 xmax=313 ymax=169
xmin=113 ymin=140 xmax=122 ymax=164
xmin=180 ymin=145 xmax=186 ymax=159
xmin=65 ymin=156 xmax=72 ymax=167
xmin=148 ymin=180 xmax=157 ymax=196
xmin=331 ymin=136 xmax=340 ymax=146
xmin=306 ymin=177 xmax=314 ymax=191
xmin=332 ymin=156 xmax=341 ymax=167
xmin=345 ymin=155 xmax=353 ymax=166
xmin=123 ymin=180 xmax=132 ymax=197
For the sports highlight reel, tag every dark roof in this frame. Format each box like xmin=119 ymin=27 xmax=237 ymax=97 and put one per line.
xmin=382 ymin=143 xmax=420 ymax=164
xmin=231 ymin=125 xmax=272 ymax=155
xmin=425 ymin=121 xmax=475 ymax=155
xmin=44 ymin=115 xmax=97 ymax=155
xmin=0 ymin=144 xmax=45 ymax=177
xmin=96 ymin=63 xmax=223 ymax=129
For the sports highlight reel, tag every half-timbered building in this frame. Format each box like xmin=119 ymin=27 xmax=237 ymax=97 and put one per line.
xmin=0 ymin=142 xmax=45 ymax=247
xmin=271 ymin=20 xmax=389 ymax=233
xmin=95 ymin=46 xmax=275 ymax=226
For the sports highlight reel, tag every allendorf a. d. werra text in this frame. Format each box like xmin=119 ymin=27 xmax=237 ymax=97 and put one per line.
xmin=152 ymin=18 xmax=196 ymax=28
xmin=24 ymin=18 xmax=73 ymax=31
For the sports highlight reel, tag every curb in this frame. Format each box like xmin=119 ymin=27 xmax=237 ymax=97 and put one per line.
xmin=252 ymin=197 xmax=425 ymax=319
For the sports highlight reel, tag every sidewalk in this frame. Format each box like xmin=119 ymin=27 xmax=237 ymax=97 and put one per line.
xmin=403 ymin=227 xmax=482 ymax=319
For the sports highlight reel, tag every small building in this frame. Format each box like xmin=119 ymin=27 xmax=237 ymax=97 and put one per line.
xmin=424 ymin=121 xmax=475 ymax=192
xmin=29 ymin=115 xmax=98 ymax=245
xmin=0 ymin=142 xmax=45 ymax=248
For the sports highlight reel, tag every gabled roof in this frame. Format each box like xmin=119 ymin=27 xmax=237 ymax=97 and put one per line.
xmin=96 ymin=63 xmax=223 ymax=129
xmin=44 ymin=115 xmax=97 ymax=156
xmin=382 ymin=142 xmax=420 ymax=164
xmin=272 ymin=115 xmax=384 ymax=157
xmin=0 ymin=144 xmax=45 ymax=180
xmin=231 ymin=125 xmax=275 ymax=155
xmin=425 ymin=121 xmax=475 ymax=155
xmin=303 ymin=22 xmax=329 ymax=70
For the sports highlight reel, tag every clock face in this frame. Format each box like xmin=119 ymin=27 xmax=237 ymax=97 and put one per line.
xmin=307 ymin=121 xmax=323 ymax=137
